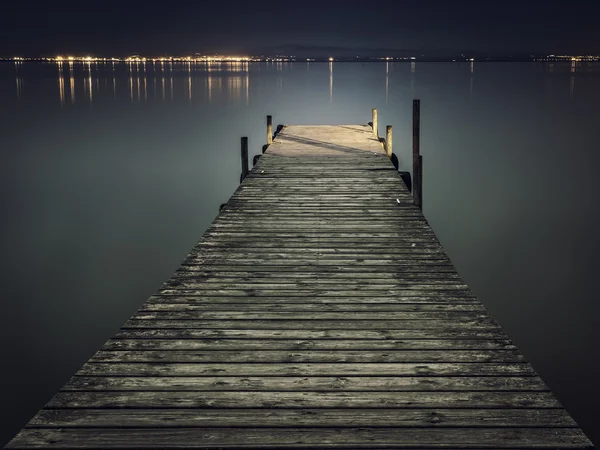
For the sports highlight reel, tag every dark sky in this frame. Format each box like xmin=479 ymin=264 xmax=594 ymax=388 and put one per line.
xmin=2 ymin=0 xmax=600 ymax=57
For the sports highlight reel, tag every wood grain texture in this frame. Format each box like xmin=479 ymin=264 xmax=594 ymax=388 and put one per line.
xmin=6 ymin=124 xmax=593 ymax=448
xmin=28 ymin=408 xmax=576 ymax=428
xmin=6 ymin=428 xmax=593 ymax=449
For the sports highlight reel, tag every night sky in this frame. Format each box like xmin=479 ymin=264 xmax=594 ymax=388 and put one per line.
xmin=2 ymin=0 xmax=600 ymax=57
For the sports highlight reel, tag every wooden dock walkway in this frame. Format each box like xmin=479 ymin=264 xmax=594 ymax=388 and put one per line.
xmin=5 ymin=119 xmax=594 ymax=448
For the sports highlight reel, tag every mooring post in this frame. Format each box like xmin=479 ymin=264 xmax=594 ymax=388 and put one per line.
xmin=372 ymin=108 xmax=378 ymax=138
xmin=241 ymin=137 xmax=249 ymax=182
xmin=416 ymin=155 xmax=423 ymax=209
xmin=267 ymin=115 xmax=273 ymax=145
xmin=385 ymin=125 xmax=393 ymax=158
xmin=413 ymin=99 xmax=422 ymax=208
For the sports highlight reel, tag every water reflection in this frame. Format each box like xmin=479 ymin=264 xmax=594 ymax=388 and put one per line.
xmin=3 ymin=60 xmax=500 ymax=107
xmin=69 ymin=62 xmax=75 ymax=104
xmin=385 ymin=62 xmax=389 ymax=103
xmin=15 ymin=62 xmax=23 ymax=99
xmin=206 ymin=64 xmax=212 ymax=103
xmin=129 ymin=65 xmax=134 ymax=103
xmin=228 ymin=76 xmax=242 ymax=100
xmin=86 ymin=62 xmax=93 ymax=103
xmin=329 ymin=61 xmax=333 ymax=102
xmin=570 ymin=76 xmax=575 ymax=98
xmin=470 ymin=61 xmax=475 ymax=98
xmin=6 ymin=61 xmax=256 ymax=105
xmin=57 ymin=62 xmax=65 ymax=106
xmin=570 ymin=60 xmax=576 ymax=99
xmin=188 ymin=62 xmax=192 ymax=103
xmin=245 ymin=71 xmax=249 ymax=106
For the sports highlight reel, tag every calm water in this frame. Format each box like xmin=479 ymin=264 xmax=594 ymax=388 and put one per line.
xmin=1 ymin=61 xmax=599 ymax=445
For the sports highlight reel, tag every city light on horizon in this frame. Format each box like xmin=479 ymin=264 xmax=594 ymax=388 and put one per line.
xmin=2 ymin=52 xmax=600 ymax=64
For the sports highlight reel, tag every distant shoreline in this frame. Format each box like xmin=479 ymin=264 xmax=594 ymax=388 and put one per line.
xmin=2 ymin=58 xmax=599 ymax=63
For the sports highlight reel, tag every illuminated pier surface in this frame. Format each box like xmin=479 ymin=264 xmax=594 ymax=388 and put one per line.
xmin=5 ymin=123 xmax=594 ymax=449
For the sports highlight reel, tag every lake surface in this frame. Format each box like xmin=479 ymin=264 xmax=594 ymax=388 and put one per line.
xmin=0 ymin=60 xmax=599 ymax=446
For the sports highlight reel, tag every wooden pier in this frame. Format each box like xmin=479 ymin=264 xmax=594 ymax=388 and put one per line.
xmin=5 ymin=111 xmax=594 ymax=448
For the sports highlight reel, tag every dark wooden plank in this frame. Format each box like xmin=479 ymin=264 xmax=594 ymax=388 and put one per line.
xmin=139 ymin=303 xmax=486 ymax=311
xmin=89 ymin=349 xmax=526 ymax=363
xmin=62 ymin=375 xmax=545 ymax=391
xmin=175 ymin=265 xmax=461 ymax=274
xmin=122 ymin=319 xmax=500 ymax=330
xmin=167 ymin=280 xmax=467 ymax=287
xmin=77 ymin=362 xmax=537 ymax=377
xmin=144 ymin=294 xmax=480 ymax=304
xmin=171 ymin=274 xmax=463 ymax=282
xmin=102 ymin=338 xmax=514 ymax=351
xmin=156 ymin=289 xmax=477 ymax=297
xmin=130 ymin=311 xmax=487 ymax=320
xmin=27 ymin=408 xmax=576 ymax=428
xmin=45 ymin=391 xmax=561 ymax=409
xmin=7 ymin=427 xmax=593 ymax=449
xmin=114 ymin=329 xmax=508 ymax=340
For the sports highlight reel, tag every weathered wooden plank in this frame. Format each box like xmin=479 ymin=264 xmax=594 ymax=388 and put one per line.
xmin=76 ymin=362 xmax=537 ymax=377
xmin=45 ymin=391 xmax=560 ymax=409
xmin=187 ymin=248 xmax=449 ymax=256
xmin=145 ymin=294 xmax=480 ymax=304
xmin=192 ymin=242 xmax=444 ymax=249
xmin=174 ymin=275 xmax=468 ymax=283
xmin=114 ymin=329 xmax=508 ymax=340
xmin=173 ymin=270 xmax=462 ymax=279
xmin=213 ymin=221 xmax=429 ymax=226
xmin=131 ymin=311 xmax=486 ymax=321
xmin=206 ymin=227 xmax=436 ymax=234
xmin=62 ymin=375 xmax=544 ymax=391
xmin=27 ymin=408 xmax=576 ymax=428
xmin=166 ymin=277 xmax=466 ymax=286
xmin=195 ymin=242 xmax=444 ymax=249
xmin=155 ymin=290 xmax=479 ymax=299
xmin=156 ymin=288 xmax=476 ymax=297
xmin=177 ymin=266 xmax=450 ymax=272
xmin=166 ymin=278 xmax=467 ymax=287
xmin=162 ymin=282 xmax=470 ymax=290
xmin=89 ymin=349 xmax=526 ymax=364
xmin=123 ymin=319 xmax=499 ymax=330
xmin=188 ymin=249 xmax=448 ymax=258
xmin=102 ymin=338 xmax=515 ymax=351
xmin=181 ymin=260 xmax=454 ymax=268
xmin=9 ymin=427 xmax=593 ymax=449
xmin=139 ymin=303 xmax=485 ymax=312
xmin=200 ymin=235 xmax=440 ymax=241
xmin=215 ymin=215 xmax=426 ymax=220
xmin=176 ymin=265 xmax=459 ymax=274
xmin=172 ymin=274 xmax=463 ymax=282
xmin=202 ymin=232 xmax=440 ymax=239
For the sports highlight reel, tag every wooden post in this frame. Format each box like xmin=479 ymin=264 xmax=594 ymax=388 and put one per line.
xmin=372 ymin=108 xmax=378 ymax=138
xmin=413 ymin=99 xmax=422 ymax=208
xmin=385 ymin=125 xmax=392 ymax=158
xmin=240 ymin=137 xmax=249 ymax=182
xmin=414 ymin=155 xmax=423 ymax=209
xmin=267 ymin=115 xmax=273 ymax=145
